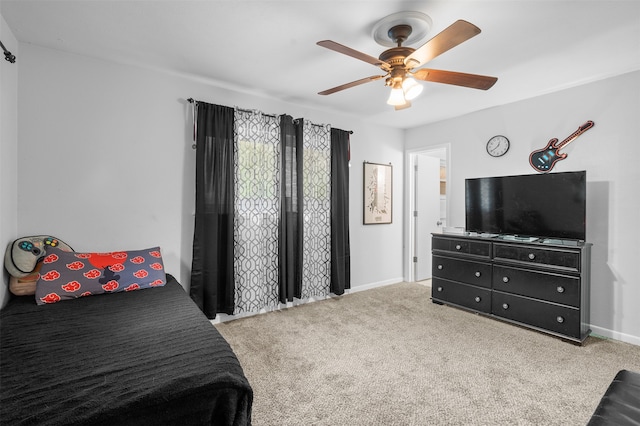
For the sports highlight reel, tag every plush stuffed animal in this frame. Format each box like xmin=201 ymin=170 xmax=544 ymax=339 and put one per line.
xmin=4 ymin=236 xmax=73 ymax=296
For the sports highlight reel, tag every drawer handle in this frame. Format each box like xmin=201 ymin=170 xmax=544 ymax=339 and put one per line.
xmin=557 ymin=286 xmax=565 ymax=293
xmin=557 ymin=316 xmax=565 ymax=323
xmin=528 ymin=253 xmax=536 ymax=260
xmin=502 ymin=303 xmax=509 ymax=310
xmin=475 ymin=296 xmax=482 ymax=303
xmin=502 ymin=276 xmax=509 ymax=283
xmin=455 ymin=244 xmax=462 ymax=250
xmin=475 ymin=271 xmax=481 ymax=278
xmin=437 ymin=286 xmax=443 ymax=292
xmin=437 ymin=264 xmax=443 ymax=270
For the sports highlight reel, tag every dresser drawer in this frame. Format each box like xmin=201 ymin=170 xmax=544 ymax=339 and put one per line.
xmin=493 ymin=243 xmax=580 ymax=272
xmin=432 ymin=237 xmax=491 ymax=258
xmin=433 ymin=255 xmax=492 ymax=288
xmin=492 ymin=291 xmax=581 ymax=339
xmin=493 ymin=265 xmax=580 ymax=307
xmin=432 ymin=278 xmax=491 ymax=313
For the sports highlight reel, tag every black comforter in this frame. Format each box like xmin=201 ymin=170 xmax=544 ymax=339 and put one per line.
xmin=0 ymin=275 xmax=252 ymax=426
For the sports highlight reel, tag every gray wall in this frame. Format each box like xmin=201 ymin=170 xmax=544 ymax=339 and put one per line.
xmin=405 ymin=70 xmax=640 ymax=345
xmin=12 ymin=43 xmax=405 ymax=299
xmin=0 ymin=14 xmax=18 ymax=308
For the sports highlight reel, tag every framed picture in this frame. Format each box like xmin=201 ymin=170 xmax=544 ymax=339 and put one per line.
xmin=363 ymin=162 xmax=392 ymax=224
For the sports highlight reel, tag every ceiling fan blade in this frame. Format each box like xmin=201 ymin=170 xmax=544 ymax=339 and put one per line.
xmin=317 ymin=40 xmax=391 ymax=71
xmin=412 ymin=68 xmax=497 ymax=90
xmin=404 ymin=20 xmax=481 ymax=68
xmin=318 ymin=75 xmax=387 ymax=95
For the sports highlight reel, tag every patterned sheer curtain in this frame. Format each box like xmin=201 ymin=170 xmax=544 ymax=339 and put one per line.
xmin=233 ymin=109 xmax=281 ymax=313
xmin=299 ymin=119 xmax=332 ymax=299
xmin=234 ymin=115 xmax=331 ymax=309
xmin=190 ymin=101 xmax=349 ymax=318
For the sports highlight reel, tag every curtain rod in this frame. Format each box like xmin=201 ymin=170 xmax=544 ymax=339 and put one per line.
xmin=187 ymin=98 xmax=353 ymax=134
xmin=188 ymin=98 xmax=276 ymax=118
xmin=236 ymin=107 xmax=276 ymax=118
xmin=295 ymin=119 xmax=353 ymax=134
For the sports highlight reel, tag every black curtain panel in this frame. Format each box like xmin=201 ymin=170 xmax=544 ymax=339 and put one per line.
xmin=190 ymin=102 xmax=236 ymax=319
xmin=330 ymin=128 xmax=351 ymax=294
xmin=278 ymin=115 xmax=304 ymax=303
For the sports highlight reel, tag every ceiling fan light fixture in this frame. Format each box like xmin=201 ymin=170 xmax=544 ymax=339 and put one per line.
xmin=316 ymin=17 xmax=498 ymax=110
xmin=402 ymin=76 xmax=423 ymax=100
xmin=386 ymin=85 xmax=406 ymax=106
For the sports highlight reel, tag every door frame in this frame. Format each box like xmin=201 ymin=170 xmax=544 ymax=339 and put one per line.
xmin=404 ymin=144 xmax=450 ymax=282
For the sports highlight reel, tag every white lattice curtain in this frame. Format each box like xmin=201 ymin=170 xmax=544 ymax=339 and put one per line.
xmin=300 ymin=120 xmax=331 ymax=299
xmin=233 ymin=114 xmax=331 ymax=311
xmin=233 ymin=110 xmax=281 ymax=313
xmin=190 ymin=100 xmax=350 ymax=318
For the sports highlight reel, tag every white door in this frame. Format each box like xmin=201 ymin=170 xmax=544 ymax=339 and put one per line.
xmin=414 ymin=154 xmax=442 ymax=281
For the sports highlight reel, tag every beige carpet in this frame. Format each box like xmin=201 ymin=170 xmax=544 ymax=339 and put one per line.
xmin=215 ymin=282 xmax=640 ymax=425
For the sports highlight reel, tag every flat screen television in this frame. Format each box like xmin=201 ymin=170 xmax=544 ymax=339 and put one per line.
xmin=465 ymin=171 xmax=586 ymax=241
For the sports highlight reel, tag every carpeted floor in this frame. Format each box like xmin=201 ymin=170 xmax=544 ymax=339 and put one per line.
xmin=215 ymin=282 xmax=640 ymax=425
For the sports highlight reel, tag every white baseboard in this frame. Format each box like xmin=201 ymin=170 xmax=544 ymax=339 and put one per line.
xmin=347 ymin=277 xmax=404 ymax=294
xmin=590 ymin=325 xmax=640 ymax=347
xmin=210 ymin=278 xmax=404 ymax=325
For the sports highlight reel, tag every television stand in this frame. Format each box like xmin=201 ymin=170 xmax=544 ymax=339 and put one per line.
xmin=431 ymin=233 xmax=591 ymax=343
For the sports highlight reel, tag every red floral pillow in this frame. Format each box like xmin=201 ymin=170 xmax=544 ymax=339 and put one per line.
xmin=35 ymin=247 xmax=166 ymax=305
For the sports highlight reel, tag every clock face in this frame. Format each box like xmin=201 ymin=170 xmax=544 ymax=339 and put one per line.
xmin=486 ymin=135 xmax=510 ymax=157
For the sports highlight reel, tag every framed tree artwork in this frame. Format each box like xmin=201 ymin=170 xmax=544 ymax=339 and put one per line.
xmin=363 ymin=162 xmax=392 ymax=224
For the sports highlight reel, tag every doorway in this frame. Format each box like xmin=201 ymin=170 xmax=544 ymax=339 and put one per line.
xmin=406 ymin=146 xmax=449 ymax=283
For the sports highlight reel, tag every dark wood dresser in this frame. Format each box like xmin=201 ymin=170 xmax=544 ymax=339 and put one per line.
xmin=432 ymin=233 xmax=591 ymax=343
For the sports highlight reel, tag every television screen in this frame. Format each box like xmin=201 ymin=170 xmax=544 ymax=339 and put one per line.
xmin=465 ymin=171 xmax=586 ymax=240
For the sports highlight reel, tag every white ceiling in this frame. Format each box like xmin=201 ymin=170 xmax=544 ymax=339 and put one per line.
xmin=2 ymin=1 xmax=639 ymax=129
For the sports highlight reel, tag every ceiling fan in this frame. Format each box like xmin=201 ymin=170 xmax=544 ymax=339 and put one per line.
xmin=317 ymin=18 xmax=498 ymax=110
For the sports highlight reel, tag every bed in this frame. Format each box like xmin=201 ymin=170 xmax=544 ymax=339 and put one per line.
xmin=0 ymin=274 xmax=252 ymax=426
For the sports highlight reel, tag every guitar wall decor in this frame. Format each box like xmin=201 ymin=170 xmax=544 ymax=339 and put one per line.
xmin=529 ymin=120 xmax=594 ymax=172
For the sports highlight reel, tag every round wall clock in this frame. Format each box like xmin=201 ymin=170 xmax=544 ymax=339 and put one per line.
xmin=486 ymin=135 xmax=510 ymax=157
